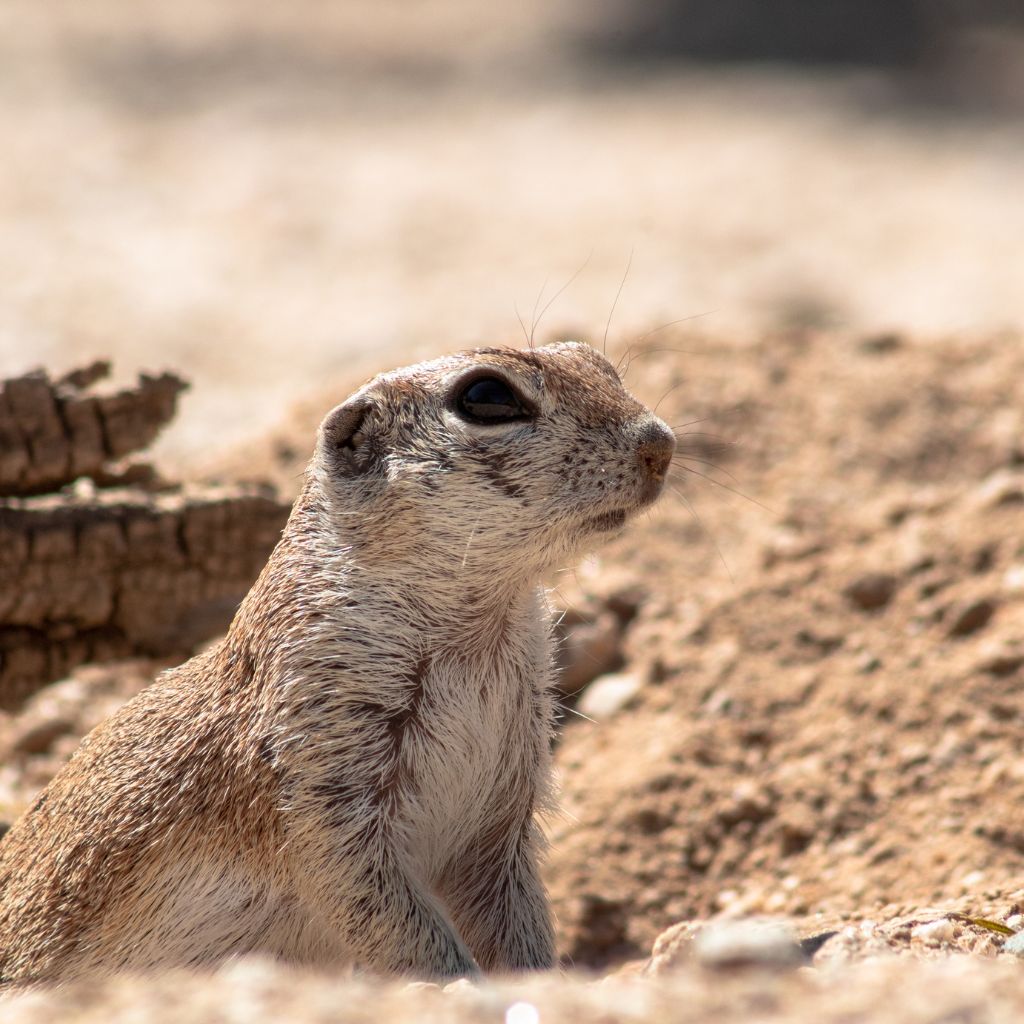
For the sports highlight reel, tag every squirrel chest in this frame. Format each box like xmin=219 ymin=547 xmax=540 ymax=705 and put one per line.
xmin=388 ymin=647 xmax=550 ymax=879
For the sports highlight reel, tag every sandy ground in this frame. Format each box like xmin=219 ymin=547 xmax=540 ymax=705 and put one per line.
xmin=3 ymin=2 xmax=1024 ymax=1020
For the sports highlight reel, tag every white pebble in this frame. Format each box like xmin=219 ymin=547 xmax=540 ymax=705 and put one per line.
xmin=912 ymin=919 xmax=955 ymax=944
xmin=506 ymin=1001 xmax=540 ymax=1024
xmin=693 ymin=919 xmax=803 ymax=970
xmin=577 ymin=672 xmax=642 ymax=720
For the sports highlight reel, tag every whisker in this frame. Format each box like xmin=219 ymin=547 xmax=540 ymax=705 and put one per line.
xmin=616 ymin=313 xmax=715 ymax=375
xmin=654 ymin=380 xmax=685 ymax=416
xmin=532 ymin=252 xmax=593 ymax=347
xmin=674 ymin=437 xmax=739 ymax=462
xmin=672 ymin=464 xmax=775 ymax=515
xmin=667 ymin=482 xmax=734 ymax=584
xmin=564 ymin=705 xmax=598 ymax=724
xmin=603 ymin=248 xmax=633 ymax=355
xmin=621 ymin=345 xmax=701 ymax=370
xmin=632 ymin=312 xmax=715 ymax=348
xmin=672 ymin=430 xmax=736 ymax=442
xmin=670 ymin=404 xmax=749 ymax=430
xmin=671 ymin=454 xmax=746 ymax=488
xmin=529 ymin=278 xmax=549 ymax=348
xmin=513 ymin=300 xmax=530 ymax=348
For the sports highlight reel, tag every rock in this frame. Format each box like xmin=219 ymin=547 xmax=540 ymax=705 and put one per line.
xmin=912 ymin=919 xmax=955 ymax=945
xmin=645 ymin=921 xmax=704 ymax=975
xmin=552 ymin=610 xmax=623 ymax=700
xmin=946 ymin=598 xmax=997 ymax=638
xmin=691 ymin=919 xmax=804 ymax=971
xmin=1003 ymin=565 xmax=1024 ymax=595
xmin=859 ymin=332 xmax=903 ymax=354
xmin=563 ymin=894 xmax=632 ymax=967
xmin=974 ymin=643 xmax=1024 ymax=677
xmin=971 ymin=470 xmax=1024 ymax=510
xmin=1002 ymin=930 xmax=1024 ymax=957
xmin=798 ymin=930 xmax=839 ymax=958
xmin=603 ymin=583 xmax=648 ymax=624
xmin=503 ymin=1001 xmax=541 ymax=1024
xmin=844 ymin=572 xmax=898 ymax=611
xmin=718 ymin=781 xmax=775 ymax=828
xmin=5 ymin=715 xmax=74 ymax=756
xmin=577 ymin=672 xmax=642 ymax=720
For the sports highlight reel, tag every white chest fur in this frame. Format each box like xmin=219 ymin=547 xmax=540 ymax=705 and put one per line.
xmin=397 ymin=645 xmax=549 ymax=883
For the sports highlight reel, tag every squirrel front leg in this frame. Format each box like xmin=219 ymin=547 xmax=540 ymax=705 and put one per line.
xmin=441 ymin=818 xmax=556 ymax=974
xmin=283 ymin=801 xmax=479 ymax=979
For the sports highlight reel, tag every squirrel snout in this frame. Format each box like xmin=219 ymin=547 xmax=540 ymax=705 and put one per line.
xmin=636 ymin=418 xmax=676 ymax=482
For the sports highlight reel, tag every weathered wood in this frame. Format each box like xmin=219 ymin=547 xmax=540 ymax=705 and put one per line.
xmin=0 ymin=362 xmax=186 ymax=497
xmin=0 ymin=364 xmax=291 ymax=709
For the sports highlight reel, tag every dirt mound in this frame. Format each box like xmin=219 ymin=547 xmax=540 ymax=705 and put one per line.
xmin=1 ymin=331 xmax=1022 ymax=1017
xmin=545 ymin=327 xmax=1024 ymax=966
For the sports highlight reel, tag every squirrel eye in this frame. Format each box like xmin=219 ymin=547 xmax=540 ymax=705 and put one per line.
xmin=455 ymin=377 xmax=532 ymax=423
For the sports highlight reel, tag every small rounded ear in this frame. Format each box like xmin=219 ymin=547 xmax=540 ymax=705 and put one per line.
xmin=319 ymin=395 xmax=374 ymax=475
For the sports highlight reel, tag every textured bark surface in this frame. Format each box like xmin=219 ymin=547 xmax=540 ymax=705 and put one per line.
xmin=0 ymin=486 xmax=288 ymax=711
xmin=0 ymin=364 xmax=290 ymax=710
xmin=0 ymin=362 xmax=186 ymax=497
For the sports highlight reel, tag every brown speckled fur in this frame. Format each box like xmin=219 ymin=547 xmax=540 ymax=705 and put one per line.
xmin=0 ymin=342 xmax=674 ymax=986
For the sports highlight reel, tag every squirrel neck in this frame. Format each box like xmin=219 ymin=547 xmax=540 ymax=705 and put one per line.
xmin=230 ymin=508 xmax=547 ymax=677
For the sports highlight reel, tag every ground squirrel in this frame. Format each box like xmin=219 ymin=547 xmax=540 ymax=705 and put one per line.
xmin=0 ymin=341 xmax=675 ymax=986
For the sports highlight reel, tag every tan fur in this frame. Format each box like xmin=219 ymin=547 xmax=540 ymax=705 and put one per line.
xmin=0 ymin=342 xmax=675 ymax=986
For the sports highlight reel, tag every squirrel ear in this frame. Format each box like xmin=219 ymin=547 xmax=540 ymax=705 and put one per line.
xmin=319 ymin=396 xmax=374 ymax=475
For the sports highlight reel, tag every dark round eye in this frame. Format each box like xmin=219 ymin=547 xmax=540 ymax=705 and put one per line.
xmin=455 ymin=376 xmax=533 ymax=423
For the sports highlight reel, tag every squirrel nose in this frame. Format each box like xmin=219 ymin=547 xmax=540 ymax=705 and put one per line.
xmin=636 ymin=418 xmax=676 ymax=481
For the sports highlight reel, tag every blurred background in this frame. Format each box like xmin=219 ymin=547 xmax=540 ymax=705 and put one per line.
xmin=1 ymin=0 xmax=1022 ymax=465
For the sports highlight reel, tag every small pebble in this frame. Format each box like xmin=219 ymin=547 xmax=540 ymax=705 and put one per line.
xmin=1002 ymin=931 xmax=1024 ymax=957
xmin=972 ymin=470 xmax=1024 ymax=509
xmin=505 ymin=1002 xmax=540 ymax=1024
xmin=844 ymin=572 xmax=898 ymax=611
xmin=577 ymin=672 xmax=642 ymax=720
xmin=946 ymin=598 xmax=996 ymax=638
xmin=912 ymin=919 xmax=955 ymax=944
xmin=692 ymin=919 xmax=803 ymax=971
xmin=1003 ymin=565 xmax=1024 ymax=594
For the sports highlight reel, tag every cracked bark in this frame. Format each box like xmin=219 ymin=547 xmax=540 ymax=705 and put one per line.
xmin=0 ymin=362 xmax=186 ymax=496
xmin=0 ymin=364 xmax=291 ymax=710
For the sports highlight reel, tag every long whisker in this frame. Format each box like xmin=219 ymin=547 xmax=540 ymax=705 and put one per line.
xmin=514 ymin=300 xmax=530 ymax=348
xmin=617 ymin=313 xmax=715 ymax=375
xmin=673 ymin=430 xmax=736 ymax=442
xmin=654 ymin=380 xmax=685 ymax=415
xmin=632 ymin=311 xmax=715 ymax=348
xmin=564 ymin=705 xmax=597 ymax=724
xmin=603 ymin=248 xmax=633 ymax=355
xmin=670 ymin=404 xmax=749 ymax=431
xmin=667 ymin=482 xmax=734 ymax=583
xmin=672 ymin=454 xmax=746 ymax=488
xmin=532 ymin=252 xmax=593 ymax=347
xmin=618 ymin=344 xmax=700 ymax=376
xmin=674 ymin=437 xmax=738 ymax=462
xmin=671 ymin=462 xmax=775 ymax=514
xmin=529 ymin=279 xmax=549 ymax=349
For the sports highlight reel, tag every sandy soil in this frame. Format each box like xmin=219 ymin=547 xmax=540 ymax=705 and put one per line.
xmin=2 ymin=2 xmax=1024 ymax=1020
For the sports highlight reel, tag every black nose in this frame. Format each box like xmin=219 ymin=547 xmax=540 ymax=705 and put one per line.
xmin=636 ymin=417 xmax=675 ymax=482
